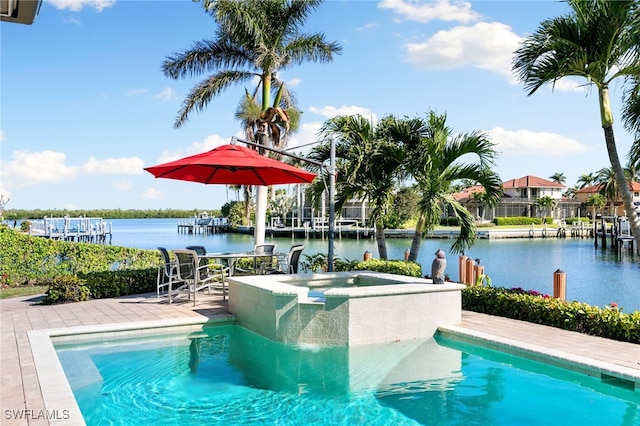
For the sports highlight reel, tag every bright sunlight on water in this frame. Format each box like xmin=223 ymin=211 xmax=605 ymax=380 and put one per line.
xmin=55 ymin=324 xmax=639 ymax=426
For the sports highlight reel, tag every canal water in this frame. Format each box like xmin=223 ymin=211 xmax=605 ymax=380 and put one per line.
xmin=107 ymin=219 xmax=639 ymax=313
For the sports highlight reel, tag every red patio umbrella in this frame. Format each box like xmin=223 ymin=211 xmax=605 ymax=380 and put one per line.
xmin=144 ymin=144 xmax=316 ymax=186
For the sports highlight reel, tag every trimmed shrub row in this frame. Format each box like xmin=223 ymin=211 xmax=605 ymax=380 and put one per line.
xmin=493 ymin=216 xmax=554 ymax=226
xmin=43 ymin=268 xmax=158 ymax=304
xmin=0 ymin=227 xmax=160 ymax=287
xmin=462 ymin=285 xmax=640 ymax=344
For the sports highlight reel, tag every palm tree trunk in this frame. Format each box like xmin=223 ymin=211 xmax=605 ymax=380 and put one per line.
xmin=603 ymin=124 xmax=640 ymax=254
xmin=408 ymin=214 xmax=426 ymax=262
xmin=599 ymin=86 xmax=640 ymax=254
xmin=374 ymin=219 xmax=387 ymax=260
xmin=243 ymin=186 xmax=251 ymax=225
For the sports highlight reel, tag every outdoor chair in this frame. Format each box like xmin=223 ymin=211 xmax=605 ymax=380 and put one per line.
xmin=156 ymin=247 xmax=186 ymax=301
xmin=236 ymin=243 xmax=277 ymax=275
xmin=263 ymin=244 xmax=304 ymax=274
xmin=172 ymin=249 xmax=227 ymax=306
xmin=185 ymin=245 xmax=207 ymax=255
xmin=186 ymin=245 xmax=209 ymax=268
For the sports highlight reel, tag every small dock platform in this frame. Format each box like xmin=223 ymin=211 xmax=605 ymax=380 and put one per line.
xmin=28 ymin=217 xmax=112 ymax=243
xmin=177 ymin=217 xmax=229 ymax=234
xmin=593 ymin=216 xmax=636 ymax=253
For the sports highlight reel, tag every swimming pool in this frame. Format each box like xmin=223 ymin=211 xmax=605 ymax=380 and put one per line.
xmin=54 ymin=324 xmax=639 ymax=425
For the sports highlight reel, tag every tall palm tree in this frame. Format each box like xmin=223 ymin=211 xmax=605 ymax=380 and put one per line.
xmin=629 ymin=142 xmax=640 ymax=180
xmin=401 ymin=111 xmax=503 ymax=259
xmin=595 ymin=166 xmax=635 ymax=215
xmin=586 ymin=193 xmax=607 ymax=219
xmin=162 ymin=0 xmax=341 ymax=244
xmin=622 ymin=76 xmax=640 ymax=135
xmin=536 ymin=195 xmax=558 ymax=220
xmin=549 ymin=172 xmax=566 ymax=184
xmin=577 ymin=172 xmax=597 ymax=189
xmin=307 ymin=114 xmax=405 ymax=259
xmin=512 ymin=0 xmax=640 ymax=253
xmin=234 ymin=88 xmax=302 ymax=223
xmin=563 ymin=185 xmax=579 ymax=199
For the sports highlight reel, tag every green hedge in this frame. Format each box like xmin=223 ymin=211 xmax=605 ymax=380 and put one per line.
xmin=352 ymin=259 xmax=422 ymax=277
xmin=302 ymin=253 xmax=423 ymax=277
xmin=565 ymin=217 xmax=590 ymax=225
xmin=439 ymin=217 xmax=460 ymax=226
xmin=493 ymin=216 xmax=544 ymax=226
xmin=462 ymin=285 xmax=640 ymax=344
xmin=0 ymin=227 xmax=160 ymax=287
xmin=44 ymin=275 xmax=90 ymax=304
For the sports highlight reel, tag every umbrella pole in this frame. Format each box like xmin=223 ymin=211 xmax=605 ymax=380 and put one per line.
xmin=327 ymin=139 xmax=336 ymax=272
xmin=255 ymin=186 xmax=268 ymax=246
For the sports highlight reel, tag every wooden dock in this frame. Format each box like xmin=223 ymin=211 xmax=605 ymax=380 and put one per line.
xmin=176 ymin=217 xmax=634 ymax=255
xmin=28 ymin=217 xmax=112 ymax=243
xmin=177 ymin=218 xmax=230 ymax=234
xmin=593 ymin=216 xmax=636 ymax=253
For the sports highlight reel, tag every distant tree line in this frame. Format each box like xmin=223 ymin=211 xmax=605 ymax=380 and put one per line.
xmin=2 ymin=208 xmax=222 ymax=221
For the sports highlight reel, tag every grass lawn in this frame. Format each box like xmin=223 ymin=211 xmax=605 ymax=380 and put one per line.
xmin=0 ymin=286 xmax=48 ymax=299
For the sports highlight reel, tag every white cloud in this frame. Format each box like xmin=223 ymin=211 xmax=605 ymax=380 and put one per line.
xmin=355 ymin=23 xmax=377 ymax=31
xmin=0 ymin=183 xmax=12 ymax=202
xmin=405 ymin=22 xmax=521 ymax=79
xmin=287 ymin=78 xmax=302 ymax=87
xmin=48 ymin=0 xmax=115 ymax=13
xmin=127 ymin=88 xmax=149 ymax=96
xmin=488 ymin=127 xmax=591 ymax=155
xmin=3 ymin=150 xmax=78 ymax=188
xmin=379 ymin=0 xmax=481 ymax=24
xmin=544 ymin=77 xmax=588 ymax=93
xmin=153 ymin=87 xmax=176 ymax=101
xmin=308 ymin=105 xmax=377 ymax=121
xmin=113 ymin=179 xmax=132 ymax=191
xmin=142 ymin=188 xmax=164 ymax=200
xmin=63 ymin=16 xmax=81 ymax=26
xmin=156 ymin=134 xmax=229 ymax=163
xmin=287 ymin=121 xmax=324 ymax=153
xmin=81 ymin=157 xmax=145 ymax=174
xmin=3 ymin=150 xmax=148 ymax=189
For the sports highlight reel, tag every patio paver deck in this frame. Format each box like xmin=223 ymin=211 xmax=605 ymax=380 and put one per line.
xmin=1 ymin=293 xmax=638 ymax=425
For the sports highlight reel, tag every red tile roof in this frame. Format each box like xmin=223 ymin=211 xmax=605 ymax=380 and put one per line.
xmin=452 ymin=185 xmax=484 ymax=201
xmin=575 ymin=181 xmax=640 ymax=194
xmin=501 ymin=175 xmax=565 ymax=189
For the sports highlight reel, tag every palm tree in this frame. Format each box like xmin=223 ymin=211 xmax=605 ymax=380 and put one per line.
xmin=400 ymin=111 xmax=503 ymax=259
xmin=563 ymin=185 xmax=579 ymax=199
xmin=629 ymin=142 xmax=640 ymax=180
xmin=622 ymin=76 xmax=640 ymax=134
xmin=512 ymin=0 xmax=640 ymax=253
xmin=586 ymin=193 xmax=607 ymax=219
xmin=307 ymin=114 xmax=405 ymax=259
xmin=162 ymin=0 xmax=341 ymax=244
xmin=536 ymin=195 xmax=557 ymax=221
xmin=576 ymin=172 xmax=597 ymax=189
xmin=595 ymin=166 xmax=635 ymax=215
xmin=549 ymin=172 xmax=566 ymax=184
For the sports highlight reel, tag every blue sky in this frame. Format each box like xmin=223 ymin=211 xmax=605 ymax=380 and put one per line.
xmin=1 ymin=0 xmax=636 ymax=211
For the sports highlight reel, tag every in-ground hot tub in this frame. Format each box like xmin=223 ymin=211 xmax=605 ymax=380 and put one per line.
xmin=228 ymin=271 xmax=466 ymax=346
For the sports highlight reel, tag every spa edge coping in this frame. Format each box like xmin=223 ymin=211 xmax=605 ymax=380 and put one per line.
xmin=228 ymin=271 xmax=466 ymax=298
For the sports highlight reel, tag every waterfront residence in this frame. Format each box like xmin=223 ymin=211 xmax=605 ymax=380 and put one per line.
xmin=454 ymin=175 xmax=580 ymax=222
xmin=575 ymin=181 xmax=640 ymax=217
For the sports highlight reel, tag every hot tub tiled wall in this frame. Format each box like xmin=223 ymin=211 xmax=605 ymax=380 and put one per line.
xmin=228 ymin=272 xmax=465 ymax=345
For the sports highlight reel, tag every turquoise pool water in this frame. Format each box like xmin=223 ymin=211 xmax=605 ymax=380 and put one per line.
xmin=55 ymin=325 xmax=639 ymax=426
